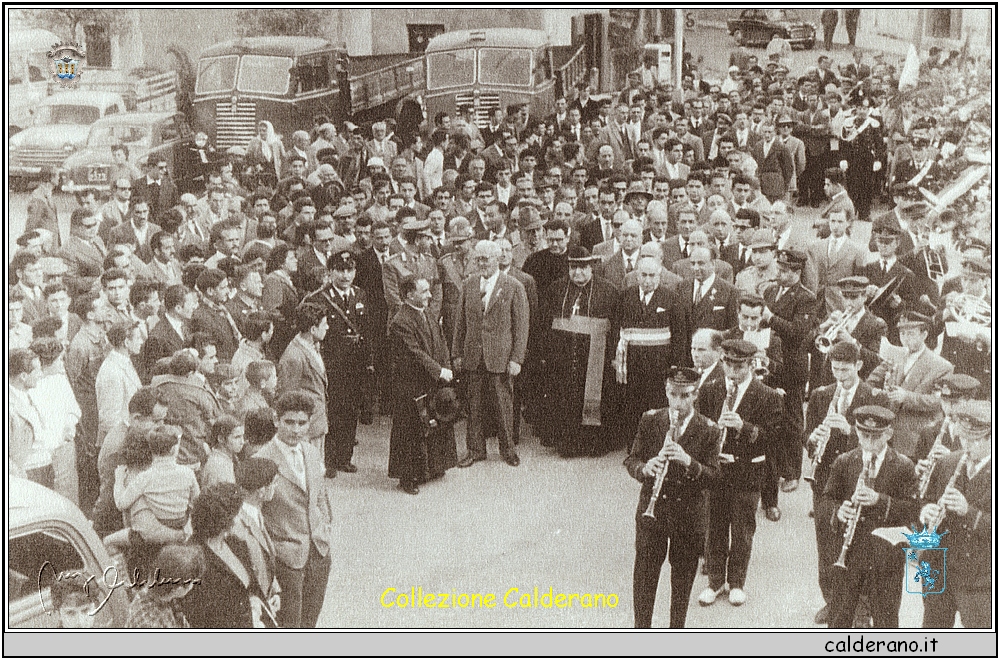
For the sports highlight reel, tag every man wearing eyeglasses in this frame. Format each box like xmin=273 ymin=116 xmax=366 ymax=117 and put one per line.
xmin=133 ymin=159 xmax=179 ymax=224
xmin=58 ymin=208 xmax=108 ymax=281
xmin=98 ymin=178 xmax=133 ymax=243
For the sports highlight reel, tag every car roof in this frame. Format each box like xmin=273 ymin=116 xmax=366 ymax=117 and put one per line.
xmin=9 ymin=478 xmax=92 ymax=532
xmin=91 ymin=111 xmax=179 ymax=127
xmin=200 ymin=36 xmax=340 ymax=59
xmin=426 ymin=28 xmax=549 ymax=53
xmin=41 ymin=90 xmax=123 ymax=109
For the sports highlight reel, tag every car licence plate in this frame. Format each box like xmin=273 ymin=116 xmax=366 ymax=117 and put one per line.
xmin=88 ymin=168 xmax=108 ymax=183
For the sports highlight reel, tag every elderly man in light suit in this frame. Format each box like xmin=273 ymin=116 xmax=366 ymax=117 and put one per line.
xmin=866 ymin=312 xmax=953 ymax=459
xmin=257 ymin=390 xmax=332 ymax=628
xmin=453 ymin=241 xmax=530 ymax=468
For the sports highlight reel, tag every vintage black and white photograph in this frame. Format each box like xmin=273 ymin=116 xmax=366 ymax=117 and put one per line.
xmin=5 ymin=4 xmax=995 ymax=646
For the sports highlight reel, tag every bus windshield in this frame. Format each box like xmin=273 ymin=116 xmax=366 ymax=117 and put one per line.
xmin=478 ymin=48 xmax=532 ymax=86
xmin=195 ymin=55 xmax=238 ymax=95
xmin=427 ymin=49 xmax=476 ymax=90
xmin=237 ymin=55 xmax=293 ymax=95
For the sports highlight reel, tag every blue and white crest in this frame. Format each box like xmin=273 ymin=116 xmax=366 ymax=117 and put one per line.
xmin=47 ymin=42 xmax=86 ymax=88
xmin=903 ymin=525 xmax=947 ymax=597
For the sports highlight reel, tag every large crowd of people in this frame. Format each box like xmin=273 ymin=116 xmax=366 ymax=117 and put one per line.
xmin=10 ymin=23 xmax=992 ymax=630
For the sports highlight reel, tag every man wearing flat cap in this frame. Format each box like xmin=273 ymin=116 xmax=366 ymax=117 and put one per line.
xmin=822 ymin=405 xmax=919 ymax=628
xmin=696 ymin=339 xmax=786 ymax=609
xmin=761 ymin=248 xmax=819 ymax=505
xmin=866 ymin=311 xmax=954 ymax=458
xmin=803 ymin=340 xmax=889 ymax=624
xmin=540 ymin=246 xmax=621 ymax=457
xmin=625 ymin=367 xmax=722 ymax=628
xmin=939 ymin=255 xmax=992 ymax=386
xmin=303 ymin=249 xmax=375 ymax=476
xmin=918 ymin=398 xmax=992 ymax=628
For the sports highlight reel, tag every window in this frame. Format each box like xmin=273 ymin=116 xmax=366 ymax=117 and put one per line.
xmin=84 ymin=23 xmax=111 ymax=69
xmin=407 ymin=24 xmax=445 ymax=53
xmin=160 ymin=116 xmax=180 ymax=142
xmin=35 ymin=105 xmax=102 ymax=126
xmin=295 ymin=53 xmax=333 ymax=94
xmin=9 ymin=530 xmax=86 ymax=603
xmin=426 ymin=49 xmax=476 ymax=90
xmin=237 ymin=55 xmax=293 ymax=95
xmin=88 ymin=124 xmax=151 ymax=148
xmin=478 ymin=48 xmax=532 ymax=87
xmin=195 ymin=55 xmax=238 ymax=95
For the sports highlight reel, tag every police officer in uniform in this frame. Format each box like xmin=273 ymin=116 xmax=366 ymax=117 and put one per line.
xmin=625 ymin=367 xmax=721 ymax=628
xmin=304 ymin=249 xmax=375 ymax=476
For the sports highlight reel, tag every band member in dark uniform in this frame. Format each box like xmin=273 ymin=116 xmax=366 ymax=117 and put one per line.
xmin=625 ymin=367 xmax=721 ymax=628
xmin=615 ymin=256 xmax=678 ymax=451
xmin=913 ymin=373 xmax=980 ymax=466
xmin=540 ymin=246 xmax=620 ymax=457
xmin=841 ymin=94 xmax=886 ymax=222
xmin=939 ymin=256 xmax=992 ymax=388
xmin=918 ymin=399 xmax=992 ymax=628
xmin=822 ymin=406 xmax=919 ymax=628
xmin=860 ymin=221 xmax=923 ymax=345
xmin=303 ymin=250 xmax=374 ymax=476
xmin=803 ymin=341 xmax=889 ymax=625
xmin=697 ymin=339 xmax=785 ymax=608
xmin=761 ymin=249 xmax=819 ymax=509
xmin=809 ymin=276 xmax=887 ymax=388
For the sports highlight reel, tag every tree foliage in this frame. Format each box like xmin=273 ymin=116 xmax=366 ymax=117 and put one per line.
xmin=14 ymin=8 xmax=131 ymax=42
xmin=235 ymin=9 xmax=328 ymax=38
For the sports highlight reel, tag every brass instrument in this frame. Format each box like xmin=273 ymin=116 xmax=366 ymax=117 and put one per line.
xmin=868 ymin=275 xmax=904 ymax=311
xmin=917 ymin=418 xmax=951 ymax=498
xmin=815 ymin=310 xmax=852 ymax=354
xmin=833 ymin=458 xmax=874 ymax=569
xmin=642 ymin=409 xmax=679 ymax=519
xmin=752 ymin=350 xmax=770 ymax=380
xmin=924 ymin=248 xmax=947 ymax=286
xmin=947 ymin=293 xmax=991 ymax=328
xmin=803 ymin=386 xmax=840 ymax=483
xmin=929 ymin=453 xmax=969 ymax=532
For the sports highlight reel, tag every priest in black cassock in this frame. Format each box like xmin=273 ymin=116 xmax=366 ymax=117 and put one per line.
xmin=539 ymin=246 xmax=620 ymax=457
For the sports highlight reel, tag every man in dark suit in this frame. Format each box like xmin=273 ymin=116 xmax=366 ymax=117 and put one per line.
xmin=823 ymin=406 xmax=919 ymax=628
xmin=140 ymin=284 xmax=196 ymax=380
xmin=616 ymin=256 xmax=678 ymax=450
xmin=355 ymin=219 xmax=391 ymax=409
xmin=453 ymin=241 xmax=530 ymax=467
xmin=697 ymin=339 xmax=786 ymax=608
xmin=599 ymin=218 xmax=644 ymax=290
xmin=498 ymin=236 xmax=540 ymax=439
xmin=761 ymin=249 xmax=819 ymax=508
xmin=918 ymin=399 xmax=991 ymax=628
xmin=256 ymin=391 xmax=333 ymax=628
xmin=626 ymin=367 xmax=721 ymax=628
xmin=132 ymin=159 xmax=179 ymax=225
xmin=750 ymin=122 xmax=795 ymax=203
xmin=861 ymin=221 xmax=926 ymax=345
xmin=302 ymin=250 xmax=375 ymax=475
xmin=191 ymin=268 xmax=243 ymax=363
xmin=674 ymin=247 xmax=739 ymax=367
xmin=107 ymin=199 xmax=160 ymax=263
xmin=809 ymin=276 xmax=887 ymax=388
xmin=803 ymin=341 xmax=890 ymax=625
xmin=913 ymin=374 xmax=979 ymax=467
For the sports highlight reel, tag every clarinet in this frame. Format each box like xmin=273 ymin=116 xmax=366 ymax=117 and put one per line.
xmin=803 ymin=386 xmax=840 ymax=483
xmin=917 ymin=418 xmax=951 ymax=498
xmin=929 ymin=453 xmax=969 ymax=531
xmin=642 ymin=410 xmax=679 ymax=519
xmin=833 ymin=459 xmax=874 ymax=569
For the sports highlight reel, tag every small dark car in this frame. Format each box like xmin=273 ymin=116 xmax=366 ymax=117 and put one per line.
xmin=727 ymin=9 xmax=816 ymax=50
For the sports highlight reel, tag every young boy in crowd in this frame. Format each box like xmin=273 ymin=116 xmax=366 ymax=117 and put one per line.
xmin=235 ymin=360 xmax=277 ymax=420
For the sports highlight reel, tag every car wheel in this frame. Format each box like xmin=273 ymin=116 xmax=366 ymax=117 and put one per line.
xmin=733 ymin=29 xmax=745 ymax=46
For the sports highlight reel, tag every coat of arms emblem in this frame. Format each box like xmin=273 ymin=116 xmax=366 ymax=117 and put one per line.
xmin=48 ymin=42 xmax=86 ymax=88
xmin=902 ymin=525 xmax=948 ymax=597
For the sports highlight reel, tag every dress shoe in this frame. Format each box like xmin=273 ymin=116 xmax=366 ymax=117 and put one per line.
xmin=814 ymin=604 xmax=830 ymax=625
xmin=728 ymin=588 xmax=747 ymax=606
xmin=765 ymin=506 xmax=781 ymax=522
xmin=503 ymin=453 xmax=520 ymax=467
xmin=338 ymin=463 xmax=358 ymax=474
xmin=781 ymin=478 xmax=799 ymax=492
xmin=457 ymin=454 xmax=485 ymax=468
xmin=697 ymin=584 xmax=727 ymax=606
xmin=398 ymin=481 xmax=419 ymax=495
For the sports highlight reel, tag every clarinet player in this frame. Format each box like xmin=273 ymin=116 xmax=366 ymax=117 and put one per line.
xmin=822 ymin=406 xmax=919 ymax=628
xmin=625 ymin=367 xmax=721 ymax=628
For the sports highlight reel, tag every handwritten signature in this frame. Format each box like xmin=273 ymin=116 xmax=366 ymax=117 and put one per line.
xmin=37 ymin=561 xmax=201 ymax=616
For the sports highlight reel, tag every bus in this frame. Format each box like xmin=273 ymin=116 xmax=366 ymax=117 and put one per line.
xmin=423 ymin=28 xmax=586 ymax=128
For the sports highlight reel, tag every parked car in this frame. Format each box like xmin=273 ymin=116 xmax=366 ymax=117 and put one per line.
xmin=9 ymin=91 xmax=128 ymax=185
xmin=727 ymin=9 xmax=816 ymax=50
xmin=61 ymin=111 xmax=194 ymax=193
xmin=8 ymin=478 xmax=128 ymax=628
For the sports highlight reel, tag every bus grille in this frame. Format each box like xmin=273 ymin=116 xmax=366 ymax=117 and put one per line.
xmin=455 ymin=92 xmax=501 ymax=129
xmin=214 ymin=101 xmax=257 ymax=149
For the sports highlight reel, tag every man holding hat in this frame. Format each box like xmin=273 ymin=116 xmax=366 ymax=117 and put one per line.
xmin=866 ymin=311 xmax=954 ymax=458
xmin=809 ymin=275 xmax=887 ymax=388
xmin=761 ymin=248 xmax=819 ymax=502
xmin=804 ymin=341 xmax=889 ymax=624
xmin=625 ymin=366 xmax=722 ymax=628
xmin=696 ymin=339 xmax=785 ymax=608
xmin=383 ymin=217 xmax=443 ymax=323
xmin=540 ymin=246 xmax=620 ymax=457
xmin=913 ymin=373 xmax=980 ymax=470
xmin=939 ymin=255 xmax=992 ymax=386
xmin=303 ymin=249 xmax=375 ymax=476
xmin=918 ymin=399 xmax=992 ymax=628
xmin=822 ymin=405 xmax=919 ymax=628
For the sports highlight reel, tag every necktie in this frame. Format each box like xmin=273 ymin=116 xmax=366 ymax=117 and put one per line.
xmin=865 ymin=454 xmax=875 ymax=479
xmin=693 ymin=280 xmax=702 ymax=304
xmin=480 ymin=280 xmax=488 ymax=310
xmin=290 ymin=445 xmax=306 ymax=485
xmin=776 ymin=286 xmax=788 ymax=301
xmin=882 ymin=260 xmax=889 ymax=275
xmin=724 ymin=380 xmax=738 ymax=413
xmin=625 ymin=256 xmax=634 ymax=273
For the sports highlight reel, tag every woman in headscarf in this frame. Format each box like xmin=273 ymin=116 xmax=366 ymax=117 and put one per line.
xmin=246 ymin=120 xmax=285 ymax=185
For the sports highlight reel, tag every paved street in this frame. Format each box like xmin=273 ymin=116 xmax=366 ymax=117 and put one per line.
xmin=317 ymin=416 xmax=923 ymax=628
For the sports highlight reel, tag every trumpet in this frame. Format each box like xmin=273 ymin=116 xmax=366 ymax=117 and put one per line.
xmin=642 ymin=410 xmax=679 ymax=519
xmin=803 ymin=386 xmax=840 ymax=483
xmin=833 ymin=458 xmax=874 ymax=569
xmin=815 ymin=311 xmax=852 ymax=353
xmin=752 ymin=350 xmax=770 ymax=379
xmin=928 ymin=452 xmax=969 ymax=532
xmin=917 ymin=418 xmax=951 ymax=498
